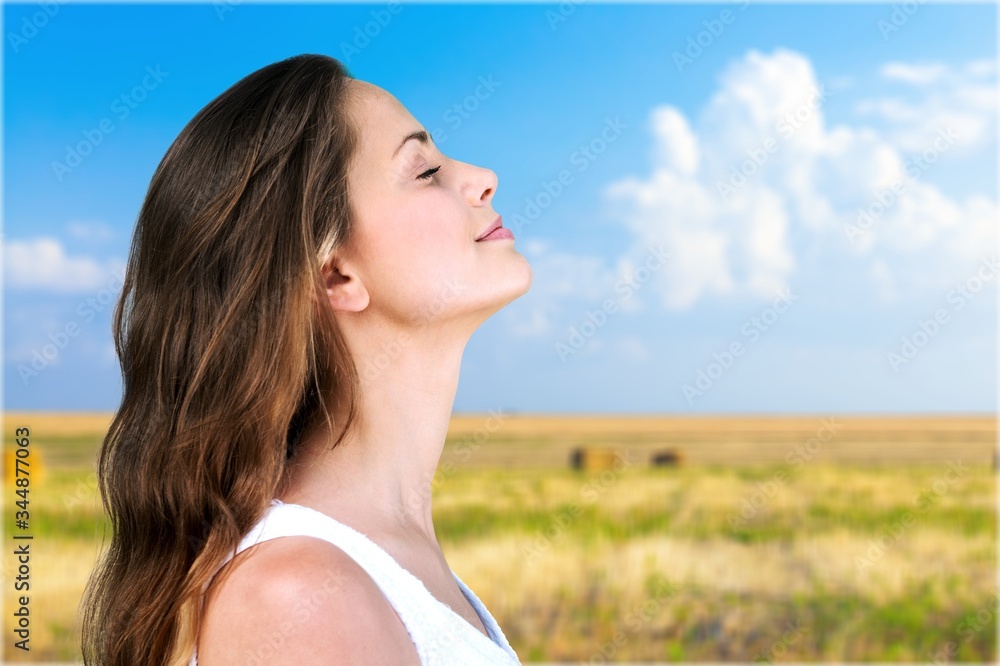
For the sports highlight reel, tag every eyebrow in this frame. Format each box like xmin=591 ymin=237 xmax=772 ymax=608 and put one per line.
xmin=392 ymin=129 xmax=431 ymax=160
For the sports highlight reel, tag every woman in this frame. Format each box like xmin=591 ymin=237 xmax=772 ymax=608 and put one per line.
xmin=80 ymin=53 xmax=531 ymax=666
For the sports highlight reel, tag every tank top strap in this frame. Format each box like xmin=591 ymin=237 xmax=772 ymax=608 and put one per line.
xmin=193 ymin=498 xmax=521 ymax=666
xmin=233 ymin=499 xmax=439 ymax=655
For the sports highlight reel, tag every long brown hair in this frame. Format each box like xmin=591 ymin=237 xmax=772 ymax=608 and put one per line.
xmin=80 ymin=53 xmax=362 ymax=665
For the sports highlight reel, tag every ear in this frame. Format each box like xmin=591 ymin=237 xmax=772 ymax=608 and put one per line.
xmin=321 ymin=256 xmax=370 ymax=313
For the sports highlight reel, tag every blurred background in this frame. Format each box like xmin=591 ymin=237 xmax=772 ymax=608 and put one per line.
xmin=3 ymin=1 xmax=997 ymax=663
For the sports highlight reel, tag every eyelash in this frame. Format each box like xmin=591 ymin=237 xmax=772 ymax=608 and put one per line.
xmin=417 ymin=165 xmax=441 ymax=181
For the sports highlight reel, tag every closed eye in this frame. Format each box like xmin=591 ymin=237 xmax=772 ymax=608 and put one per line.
xmin=417 ymin=166 xmax=441 ymax=181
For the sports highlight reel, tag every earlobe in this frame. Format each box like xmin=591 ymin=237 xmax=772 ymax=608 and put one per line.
xmin=323 ymin=262 xmax=370 ymax=312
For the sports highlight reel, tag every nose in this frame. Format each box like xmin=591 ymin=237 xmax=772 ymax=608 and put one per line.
xmin=465 ymin=163 xmax=497 ymax=207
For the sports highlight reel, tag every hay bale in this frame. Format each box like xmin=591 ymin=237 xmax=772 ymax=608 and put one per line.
xmin=569 ymin=447 xmax=620 ymax=472
xmin=650 ymin=449 xmax=684 ymax=466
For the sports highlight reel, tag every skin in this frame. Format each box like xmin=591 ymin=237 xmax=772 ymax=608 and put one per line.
xmin=197 ymin=79 xmax=532 ymax=664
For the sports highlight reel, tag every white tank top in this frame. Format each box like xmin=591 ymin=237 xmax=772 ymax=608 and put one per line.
xmin=189 ymin=498 xmax=521 ymax=665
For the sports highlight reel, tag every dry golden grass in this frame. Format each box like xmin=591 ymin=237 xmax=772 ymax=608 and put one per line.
xmin=444 ymin=413 xmax=996 ymax=467
xmin=440 ymin=464 xmax=996 ymax=662
xmin=6 ymin=412 xmax=994 ymax=468
xmin=4 ymin=413 xmax=113 ymax=439
xmin=1 ymin=413 xmax=995 ymax=662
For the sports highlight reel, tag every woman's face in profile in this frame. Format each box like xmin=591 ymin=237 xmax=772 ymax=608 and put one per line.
xmin=339 ymin=79 xmax=532 ymax=328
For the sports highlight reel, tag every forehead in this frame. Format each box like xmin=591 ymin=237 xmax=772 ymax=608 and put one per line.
xmin=346 ymin=80 xmax=421 ymax=167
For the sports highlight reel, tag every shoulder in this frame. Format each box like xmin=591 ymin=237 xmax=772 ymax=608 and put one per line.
xmin=197 ymin=536 xmax=420 ymax=666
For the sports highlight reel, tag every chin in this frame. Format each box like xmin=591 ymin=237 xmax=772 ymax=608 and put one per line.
xmin=473 ymin=268 xmax=532 ymax=322
xmin=496 ymin=252 xmax=533 ymax=303
xmin=512 ymin=254 xmax=533 ymax=297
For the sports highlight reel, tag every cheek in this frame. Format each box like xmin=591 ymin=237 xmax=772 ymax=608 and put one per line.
xmin=360 ymin=202 xmax=472 ymax=315
xmin=402 ymin=192 xmax=471 ymax=258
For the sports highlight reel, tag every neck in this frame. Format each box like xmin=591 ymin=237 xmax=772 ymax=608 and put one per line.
xmin=279 ymin=316 xmax=472 ymax=544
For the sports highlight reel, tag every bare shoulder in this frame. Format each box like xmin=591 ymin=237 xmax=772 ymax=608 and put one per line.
xmin=198 ymin=536 xmax=420 ymax=666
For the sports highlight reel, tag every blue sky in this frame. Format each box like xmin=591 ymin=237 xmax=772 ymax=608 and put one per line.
xmin=4 ymin=2 xmax=997 ymax=413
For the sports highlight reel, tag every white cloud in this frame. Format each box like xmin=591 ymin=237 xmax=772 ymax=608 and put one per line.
xmin=5 ymin=236 xmax=125 ymax=292
xmin=651 ymin=107 xmax=699 ymax=176
xmin=603 ymin=48 xmax=997 ymax=310
xmin=506 ymin=242 xmax=664 ymax=337
xmin=868 ymin=258 xmax=898 ymax=304
xmin=965 ymin=58 xmax=997 ymax=78
xmin=508 ymin=307 xmax=552 ymax=338
xmin=880 ymin=62 xmax=948 ymax=85
xmin=522 ymin=238 xmax=550 ymax=256
xmin=856 ymin=58 xmax=997 ymax=154
xmin=615 ymin=336 xmax=651 ymax=363
xmin=506 ymin=247 xmax=613 ymax=338
xmin=66 ymin=220 xmax=116 ymax=243
xmin=827 ymin=75 xmax=854 ymax=93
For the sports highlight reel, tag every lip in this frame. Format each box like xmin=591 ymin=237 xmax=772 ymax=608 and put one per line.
xmin=475 ymin=215 xmax=508 ymax=242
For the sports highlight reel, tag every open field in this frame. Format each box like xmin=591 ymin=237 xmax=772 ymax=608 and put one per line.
xmin=1 ymin=413 xmax=996 ymax=663
xmin=4 ymin=412 xmax=996 ymax=468
xmin=444 ymin=413 xmax=996 ymax=467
